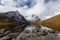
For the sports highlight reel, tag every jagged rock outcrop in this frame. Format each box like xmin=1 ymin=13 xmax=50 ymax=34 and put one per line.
xmin=0 ymin=11 xmax=28 ymax=40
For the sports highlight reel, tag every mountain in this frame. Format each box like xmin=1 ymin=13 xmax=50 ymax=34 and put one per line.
xmin=0 ymin=11 xmax=28 ymax=38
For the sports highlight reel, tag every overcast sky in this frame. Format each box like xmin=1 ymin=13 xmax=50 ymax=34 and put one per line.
xmin=0 ymin=0 xmax=60 ymax=20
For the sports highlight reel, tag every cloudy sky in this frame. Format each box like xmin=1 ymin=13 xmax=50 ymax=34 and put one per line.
xmin=0 ymin=0 xmax=60 ymax=20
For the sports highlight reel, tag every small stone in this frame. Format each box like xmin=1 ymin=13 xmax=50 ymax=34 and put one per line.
xmin=36 ymin=32 xmax=41 ymax=37
xmin=0 ymin=29 xmax=5 ymax=34
xmin=48 ymin=30 xmax=55 ymax=34
xmin=23 ymin=30 xmax=31 ymax=34
xmin=27 ymin=33 xmax=37 ymax=38
xmin=41 ymin=29 xmax=48 ymax=36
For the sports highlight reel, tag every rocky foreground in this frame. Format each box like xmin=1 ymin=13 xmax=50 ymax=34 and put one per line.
xmin=1 ymin=26 xmax=60 ymax=40
xmin=16 ymin=26 xmax=60 ymax=40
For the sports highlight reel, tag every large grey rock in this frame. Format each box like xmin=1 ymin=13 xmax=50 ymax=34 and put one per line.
xmin=0 ymin=11 xmax=28 ymax=40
